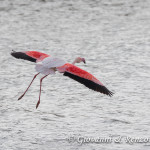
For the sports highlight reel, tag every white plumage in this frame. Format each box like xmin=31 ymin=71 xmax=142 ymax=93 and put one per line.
xmin=35 ymin=57 xmax=66 ymax=75
xmin=42 ymin=57 xmax=66 ymax=68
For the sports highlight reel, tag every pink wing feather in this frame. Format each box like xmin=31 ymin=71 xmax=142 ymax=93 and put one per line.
xmin=11 ymin=50 xmax=49 ymax=62
xmin=25 ymin=51 xmax=50 ymax=62
xmin=58 ymin=63 xmax=113 ymax=96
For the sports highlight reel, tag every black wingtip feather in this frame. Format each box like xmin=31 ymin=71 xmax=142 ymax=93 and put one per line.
xmin=64 ymin=72 xmax=114 ymax=96
xmin=11 ymin=50 xmax=36 ymax=62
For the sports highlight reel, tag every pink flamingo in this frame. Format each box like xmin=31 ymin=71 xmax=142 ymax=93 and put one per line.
xmin=11 ymin=50 xmax=113 ymax=108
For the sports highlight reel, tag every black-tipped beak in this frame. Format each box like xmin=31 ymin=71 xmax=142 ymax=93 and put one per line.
xmin=82 ymin=58 xmax=86 ymax=64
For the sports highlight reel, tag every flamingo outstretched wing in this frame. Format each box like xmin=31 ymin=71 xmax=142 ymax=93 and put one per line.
xmin=62 ymin=64 xmax=113 ymax=96
xmin=11 ymin=50 xmax=49 ymax=62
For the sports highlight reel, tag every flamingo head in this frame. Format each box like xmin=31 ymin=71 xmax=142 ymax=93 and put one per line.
xmin=75 ymin=57 xmax=86 ymax=64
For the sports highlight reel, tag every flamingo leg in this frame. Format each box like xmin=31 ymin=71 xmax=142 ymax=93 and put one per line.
xmin=36 ymin=74 xmax=49 ymax=109
xmin=18 ymin=73 xmax=40 ymax=100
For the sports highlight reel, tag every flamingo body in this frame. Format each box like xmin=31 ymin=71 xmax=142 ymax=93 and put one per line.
xmin=41 ymin=57 xmax=66 ymax=68
xmin=35 ymin=57 xmax=66 ymax=75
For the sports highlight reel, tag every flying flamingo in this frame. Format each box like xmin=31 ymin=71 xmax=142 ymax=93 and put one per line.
xmin=11 ymin=50 xmax=113 ymax=108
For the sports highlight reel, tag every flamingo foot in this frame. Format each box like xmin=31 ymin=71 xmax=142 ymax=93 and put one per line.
xmin=18 ymin=94 xmax=24 ymax=100
xmin=36 ymin=100 xmax=40 ymax=109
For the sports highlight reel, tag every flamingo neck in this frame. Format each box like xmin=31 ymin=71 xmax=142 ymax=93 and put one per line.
xmin=72 ymin=60 xmax=76 ymax=65
xmin=72 ymin=58 xmax=78 ymax=65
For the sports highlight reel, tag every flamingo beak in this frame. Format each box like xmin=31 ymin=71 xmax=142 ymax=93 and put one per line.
xmin=82 ymin=58 xmax=86 ymax=64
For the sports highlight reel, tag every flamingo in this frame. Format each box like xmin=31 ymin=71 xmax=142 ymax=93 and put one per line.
xmin=11 ymin=50 xmax=113 ymax=108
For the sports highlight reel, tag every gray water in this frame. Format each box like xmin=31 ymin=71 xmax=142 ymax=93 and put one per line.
xmin=0 ymin=0 xmax=150 ymax=149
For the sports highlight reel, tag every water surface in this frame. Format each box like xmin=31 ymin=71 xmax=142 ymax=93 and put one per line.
xmin=0 ymin=0 xmax=150 ymax=149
